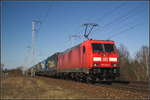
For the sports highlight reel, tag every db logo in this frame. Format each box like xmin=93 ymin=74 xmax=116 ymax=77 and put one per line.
xmin=102 ymin=57 xmax=108 ymax=61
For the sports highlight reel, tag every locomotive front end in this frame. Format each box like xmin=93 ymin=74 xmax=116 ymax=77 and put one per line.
xmin=88 ymin=40 xmax=120 ymax=80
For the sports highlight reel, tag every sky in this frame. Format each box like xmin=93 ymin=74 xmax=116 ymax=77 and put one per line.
xmin=1 ymin=1 xmax=149 ymax=69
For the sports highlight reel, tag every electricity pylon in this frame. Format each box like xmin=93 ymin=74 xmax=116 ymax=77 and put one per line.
xmin=32 ymin=20 xmax=41 ymax=66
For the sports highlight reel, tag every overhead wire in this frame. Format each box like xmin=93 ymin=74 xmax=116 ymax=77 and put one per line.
xmin=94 ymin=4 xmax=145 ymax=37
xmin=68 ymin=25 xmax=83 ymax=41
xmin=101 ymin=8 xmax=146 ymax=34
xmin=106 ymin=23 xmax=140 ymax=39
xmin=104 ymin=8 xmax=146 ymax=38
xmin=83 ymin=2 xmax=126 ymax=35
xmin=68 ymin=2 xmax=126 ymax=41
xmin=69 ymin=2 xmax=126 ymax=41
xmin=37 ymin=3 xmax=53 ymax=33
xmin=92 ymin=2 xmax=126 ymax=22
xmin=102 ymin=5 xmax=142 ymax=28
xmin=102 ymin=3 xmax=147 ymax=40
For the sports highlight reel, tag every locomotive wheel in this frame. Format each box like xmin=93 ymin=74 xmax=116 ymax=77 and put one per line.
xmin=86 ymin=76 xmax=93 ymax=83
xmin=78 ymin=77 xmax=85 ymax=83
xmin=86 ymin=76 xmax=90 ymax=83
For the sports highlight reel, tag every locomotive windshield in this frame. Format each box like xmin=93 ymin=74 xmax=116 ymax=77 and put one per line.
xmin=92 ymin=43 xmax=103 ymax=52
xmin=92 ymin=43 xmax=115 ymax=52
xmin=104 ymin=44 xmax=114 ymax=52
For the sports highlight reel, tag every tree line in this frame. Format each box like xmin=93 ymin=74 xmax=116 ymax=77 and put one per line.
xmin=117 ymin=44 xmax=149 ymax=81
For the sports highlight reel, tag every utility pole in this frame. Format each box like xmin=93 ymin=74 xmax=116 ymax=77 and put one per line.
xmin=32 ymin=20 xmax=41 ymax=66
xmin=83 ymin=23 xmax=98 ymax=40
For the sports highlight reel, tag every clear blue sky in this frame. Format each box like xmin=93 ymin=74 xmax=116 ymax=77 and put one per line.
xmin=1 ymin=1 xmax=149 ymax=69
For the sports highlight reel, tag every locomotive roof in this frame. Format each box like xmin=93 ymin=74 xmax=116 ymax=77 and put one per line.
xmin=62 ymin=40 xmax=115 ymax=54
xmin=62 ymin=43 xmax=81 ymax=53
xmin=83 ymin=39 xmax=115 ymax=43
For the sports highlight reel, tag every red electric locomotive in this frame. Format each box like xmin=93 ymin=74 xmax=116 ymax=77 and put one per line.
xmin=57 ymin=40 xmax=120 ymax=81
xmin=28 ymin=24 xmax=120 ymax=82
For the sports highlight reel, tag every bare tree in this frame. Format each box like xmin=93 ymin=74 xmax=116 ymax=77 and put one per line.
xmin=135 ymin=46 xmax=149 ymax=80
xmin=117 ymin=44 xmax=134 ymax=80
xmin=117 ymin=44 xmax=130 ymax=64
xmin=117 ymin=45 xmax=149 ymax=81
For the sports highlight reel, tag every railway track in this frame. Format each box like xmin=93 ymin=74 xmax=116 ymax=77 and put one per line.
xmin=97 ymin=81 xmax=149 ymax=94
xmin=60 ymin=77 xmax=149 ymax=94
xmin=36 ymin=75 xmax=149 ymax=94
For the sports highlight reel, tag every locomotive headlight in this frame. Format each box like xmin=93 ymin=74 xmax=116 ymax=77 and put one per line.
xmin=109 ymin=57 xmax=117 ymax=61
xmin=93 ymin=63 xmax=100 ymax=67
xmin=113 ymin=64 xmax=117 ymax=67
xmin=93 ymin=57 xmax=101 ymax=61
xmin=94 ymin=63 xmax=97 ymax=66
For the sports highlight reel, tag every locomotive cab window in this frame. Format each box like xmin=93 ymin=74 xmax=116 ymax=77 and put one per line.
xmin=92 ymin=43 xmax=103 ymax=52
xmin=104 ymin=44 xmax=114 ymax=52
xmin=92 ymin=43 xmax=115 ymax=52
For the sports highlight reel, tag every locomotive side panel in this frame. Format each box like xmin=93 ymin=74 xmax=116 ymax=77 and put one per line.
xmin=57 ymin=45 xmax=84 ymax=72
xmin=70 ymin=46 xmax=81 ymax=68
xmin=81 ymin=41 xmax=93 ymax=69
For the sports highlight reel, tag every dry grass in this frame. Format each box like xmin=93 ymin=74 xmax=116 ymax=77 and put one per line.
xmin=0 ymin=69 xmax=149 ymax=99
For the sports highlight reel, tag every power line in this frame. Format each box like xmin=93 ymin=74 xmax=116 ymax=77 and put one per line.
xmin=102 ymin=6 xmax=142 ymax=28
xmin=94 ymin=4 xmax=145 ymax=35
xmin=38 ymin=3 xmax=53 ymax=33
xmin=104 ymin=9 xmax=146 ymax=37
xmin=68 ymin=24 xmax=84 ymax=44
xmin=41 ymin=4 xmax=53 ymax=23
xmin=107 ymin=23 xmax=140 ymax=39
xmin=68 ymin=2 xmax=126 ymax=42
xmin=92 ymin=2 xmax=126 ymax=22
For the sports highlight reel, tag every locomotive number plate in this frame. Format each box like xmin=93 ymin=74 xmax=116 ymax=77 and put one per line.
xmin=101 ymin=63 xmax=111 ymax=66
xmin=102 ymin=57 xmax=108 ymax=61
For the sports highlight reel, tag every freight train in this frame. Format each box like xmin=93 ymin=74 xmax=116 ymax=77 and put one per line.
xmin=27 ymin=40 xmax=120 ymax=82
